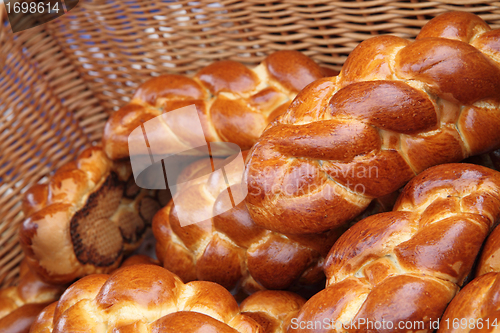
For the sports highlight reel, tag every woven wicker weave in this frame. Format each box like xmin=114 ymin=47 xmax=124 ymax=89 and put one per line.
xmin=1 ymin=0 xmax=500 ymax=288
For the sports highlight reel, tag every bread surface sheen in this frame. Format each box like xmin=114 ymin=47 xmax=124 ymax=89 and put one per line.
xmin=245 ymin=12 xmax=500 ymax=234
xmin=29 ymin=265 xmax=305 ymax=333
xmin=289 ymin=163 xmax=500 ymax=333
xmin=102 ymin=51 xmax=327 ymax=160
xmin=19 ymin=146 xmax=161 ymax=284
xmin=153 ymin=154 xmax=395 ymax=293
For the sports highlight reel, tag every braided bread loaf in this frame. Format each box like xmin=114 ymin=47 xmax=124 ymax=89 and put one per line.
xmin=153 ymin=153 xmax=396 ymax=294
xmin=0 ymin=255 xmax=157 ymax=333
xmin=289 ymin=164 xmax=500 ymax=332
xmin=19 ymin=146 xmax=162 ymax=284
xmin=240 ymin=290 xmax=306 ymax=333
xmin=477 ymin=221 xmax=500 ymax=277
xmin=437 ymin=272 xmax=500 ymax=333
xmin=453 ymin=148 xmax=500 ymax=279
xmin=437 ymin=219 xmax=500 ymax=333
xmin=0 ymin=259 xmax=65 ymax=332
xmin=244 ymin=11 xmax=500 ymax=235
xmin=102 ymin=51 xmax=329 ymax=160
xmin=29 ymin=264 xmax=304 ymax=333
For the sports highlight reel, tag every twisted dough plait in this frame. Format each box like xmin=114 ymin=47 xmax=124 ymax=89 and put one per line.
xmin=153 ymin=153 xmax=396 ymax=294
xmin=19 ymin=146 xmax=162 ymax=284
xmin=0 ymin=259 xmax=65 ymax=332
xmin=437 ymin=272 xmax=500 ymax=333
xmin=437 ymin=223 xmax=500 ymax=333
xmin=437 ymin=220 xmax=500 ymax=333
xmin=102 ymin=51 xmax=329 ymax=160
xmin=289 ymin=164 xmax=500 ymax=333
xmin=0 ymin=255 xmax=158 ymax=333
xmin=244 ymin=11 xmax=500 ymax=235
xmin=29 ymin=264 xmax=303 ymax=333
xmin=476 ymin=219 xmax=500 ymax=277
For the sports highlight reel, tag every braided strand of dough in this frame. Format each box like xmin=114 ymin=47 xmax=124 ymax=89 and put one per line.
xmin=19 ymin=147 xmax=161 ymax=284
xmin=153 ymin=154 xmax=395 ymax=294
xmin=102 ymin=51 xmax=327 ymax=160
xmin=290 ymin=163 xmax=500 ymax=333
xmin=245 ymin=12 xmax=500 ymax=235
xmin=29 ymin=265 xmax=305 ymax=333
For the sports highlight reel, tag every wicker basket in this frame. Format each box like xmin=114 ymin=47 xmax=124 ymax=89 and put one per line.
xmin=1 ymin=0 xmax=500 ymax=289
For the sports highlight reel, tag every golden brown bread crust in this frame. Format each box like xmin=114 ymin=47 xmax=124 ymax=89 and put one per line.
xmin=29 ymin=265 xmax=266 ymax=333
xmin=28 ymin=302 xmax=57 ymax=333
xmin=18 ymin=146 xmax=161 ymax=284
xmin=244 ymin=12 xmax=500 ymax=235
xmin=476 ymin=220 xmax=500 ymax=277
xmin=0 ymin=260 xmax=65 ymax=324
xmin=488 ymin=150 xmax=500 ymax=171
xmin=289 ymin=164 xmax=500 ymax=333
xmin=102 ymin=50 xmax=326 ymax=160
xmin=241 ymin=291 xmax=306 ymax=333
xmin=0 ymin=255 xmax=158 ymax=333
xmin=153 ymin=197 xmax=344 ymax=294
xmin=438 ymin=273 xmax=500 ymax=333
xmin=0 ymin=303 xmax=50 ymax=333
xmin=153 ymin=154 xmax=395 ymax=294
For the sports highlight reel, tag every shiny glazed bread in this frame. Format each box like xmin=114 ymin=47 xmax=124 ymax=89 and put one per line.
xmin=289 ymin=164 xmax=500 ymax=332
xmin=476 ymin=223 xmax=500 ymax=277
xmin=153 ymin=154 xmax=396 ymax=294
xmin=0 ymin=255 xmax=157 ymax=333
xmin=29 ymin=264 xmax=303 ymax=333
xmin=465 ymin=148 xmax=500 ymax=174
xmin=0 ymin=260 xmax=64 ymax=319
xmin=102 ymin=50 xmax=328 ymax=160
xmin=466 ymin=149 xmax=500 ymax=277
xmin=438 ymin=214 xmax=500 ymax=333
xmin=0 ymin=259 xmax=65 ymax=333
xmin=245 ymin=11 xmax=500 ymax=235
xmin=240 ymin=290 xmax=306 ymax=333
xmin=437 ymin=273 xmax=500 ymax=333
xmin=18 ymin=146 xmax=161 ymax=284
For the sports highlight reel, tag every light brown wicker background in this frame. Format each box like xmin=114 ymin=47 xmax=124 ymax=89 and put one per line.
xmin=1 ymin=0 xmax=500 ymax=288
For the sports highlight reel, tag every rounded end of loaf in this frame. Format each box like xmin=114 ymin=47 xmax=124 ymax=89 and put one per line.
xmin=19 ymin=146 xmax=161 ymax=284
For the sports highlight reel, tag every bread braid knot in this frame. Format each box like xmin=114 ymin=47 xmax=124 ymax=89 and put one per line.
xmin=103 ymin=51 xmax=327 ymax=160
xmin=245 ymin=12 xmax=500 ymax=234
xmin=30 ymin=265 xmax=305 ymax=333
xmin=289 ymin=163 xmax=500 ymax=332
